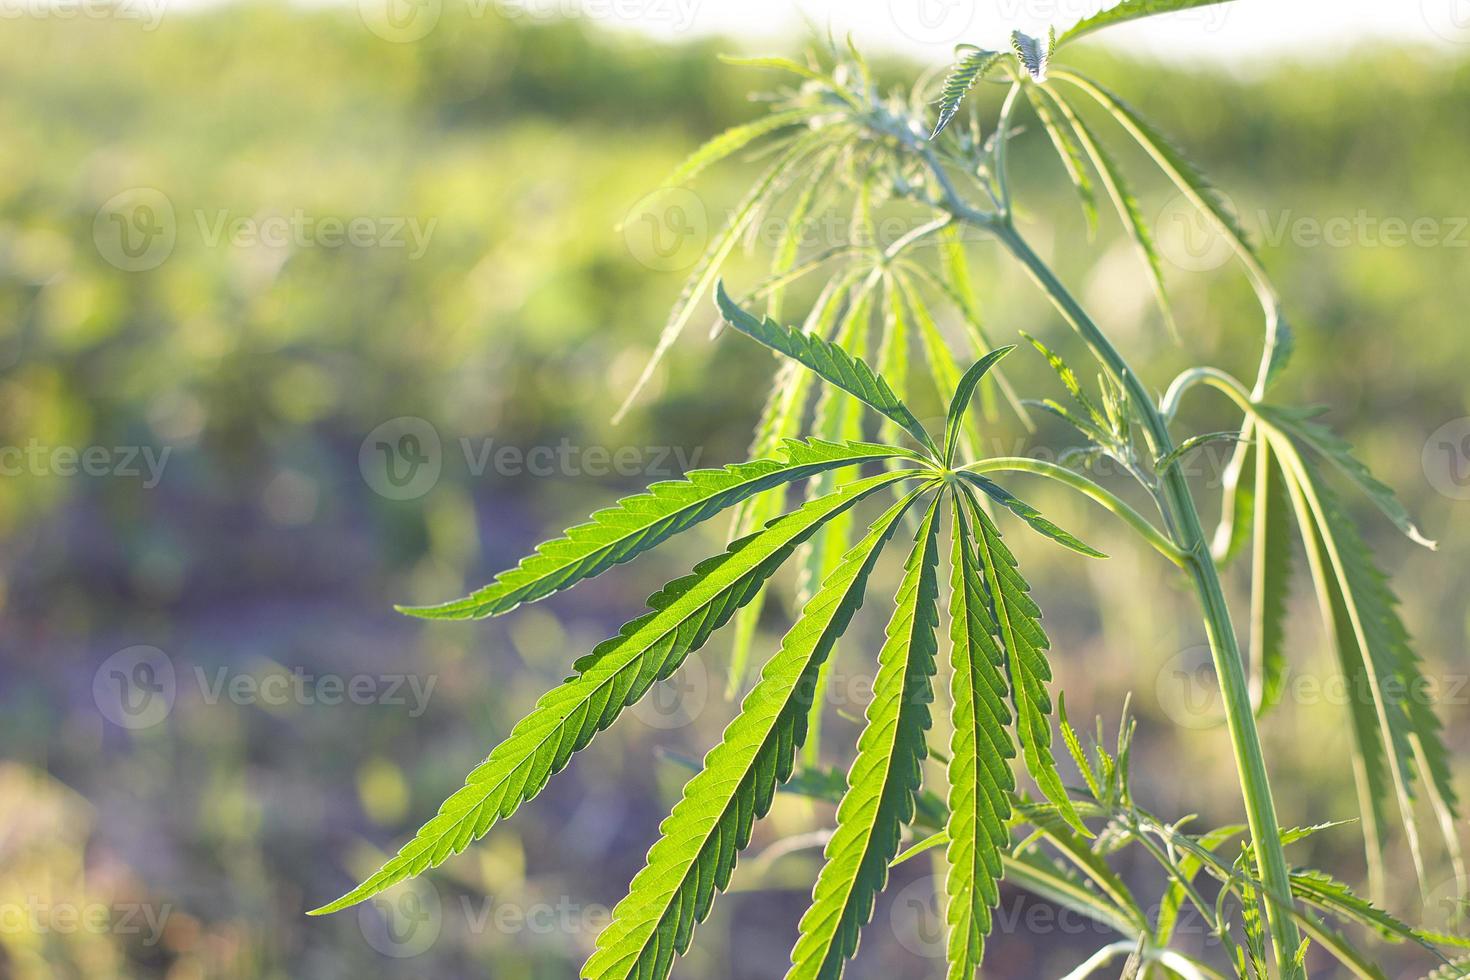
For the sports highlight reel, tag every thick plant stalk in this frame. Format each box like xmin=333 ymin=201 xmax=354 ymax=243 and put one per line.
xmin=898 ymin=128 xmax=1304 ymax=973
xmin=990 ymin=220 xmax=1305 ymax=978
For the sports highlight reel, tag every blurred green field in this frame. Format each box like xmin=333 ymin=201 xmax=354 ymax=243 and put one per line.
xmin=1 ymin=4 xmax=1468 ymax=977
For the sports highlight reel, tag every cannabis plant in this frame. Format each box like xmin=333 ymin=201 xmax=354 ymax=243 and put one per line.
xmin=312 ymin=2 xmax=1467 ymax=976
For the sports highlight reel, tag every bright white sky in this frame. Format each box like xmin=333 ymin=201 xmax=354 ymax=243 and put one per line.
xmin=549 ymin=0 xmax=1470 ymax=64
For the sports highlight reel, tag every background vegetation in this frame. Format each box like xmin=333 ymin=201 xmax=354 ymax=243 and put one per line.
xmin=1 ymin=4 xmax=1467 ymax=976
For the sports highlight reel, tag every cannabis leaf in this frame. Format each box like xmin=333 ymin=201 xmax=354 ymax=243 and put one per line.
xmin=1260 ymin=402 xmax=1436 ymax=549
xmin=662 ymin=107 xmax=818 ymax=188
xmin=583 ymin=487 xmax=928 ymax=980
xmin=789 ymin=496 xmax=944 ymax=978
xmin=403 ymin=438 xmax=917 ymax=620
xmin=943 ymin=346 xmax=1013 ymax=468
xmin=615 ymin=129 xmax=830 ymax=423
xmin=1024 ymin=85 xmax=1098 ymax=235
xmin=1271 ymin=431 xmax=1461 ymax=892
xmin=716 ymin=280 xmax=940 ymax=457
xmin=1010 ymin=28 xmax=1055 ymax=83
xmin=930 ymin=46 xmax=1005 ymax=139
xmin=1057 ymin=0 xmax=1238 ymax=48
xmin=1249 ymin=436 xmax=1293 ymax=714
xmin=1049 ymin=91 xmax=1178 ymax=340
xmin=309 ymin=470 xmax=920 ymax=915
xmin=955 ymin=483 xmax=1086 ymax=834
xmin=943 ymin=497 xmax=1015 ymax=978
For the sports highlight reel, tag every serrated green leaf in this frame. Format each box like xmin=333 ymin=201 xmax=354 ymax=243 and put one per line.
xmin=930 ymin=46 xmax=1005 ymax=139
xmin=1048 ymin=95 xmax=1178 ymax=341
xmin=788 ymin=496 xmax=944 ymax=979
xmin=1058 ymin=0 xmax=1238 ymax=47
xmin=959 ymin=471 xmax=1106 ymax=559
xmin=615 ymin=129 xmax=829 ymax=423
xmin=1022 ymin=331 xmax=1108 ymax=432
xmin=1156 ymin=431 xmax=1247 ymax=473
xmin=1056 ymin=695 xmax=1102 ymax=802
xmin=1250 ymin=437 xmax=1293 ymax=714
xmin=1024 ymin=85 xmax=1098 ymax=235
xmin=957 ymin=487 xmax=1087 ymax=834
xmin=1276 ymin=438 xmax=1461 ymax=893
xmin=794 ymin=286 xmax=878 ymax=762
xmin=663 ymin=107 xmax=817 ymax=189
xmin=942 ymin=347 xmax=1014 ymax=470
xmin=582 ymin=486 xmax=927 ymax=980
xmin=727 ymin=274 xmax=867 ymax=696
xmin=403 ymin=438 xmax=916 ymax=621
xmin=944 ymin=497 xmax=1017 ymax=978
xmin=1260 ymin=402 xmax=1436 ymax=549
xmin=1010 ymin=29 xmax=1054 ymax=83
xmin=717 ymin=281 xmax=941 ymax=457
xmin=309 ymin=470 xmax=919 ymax=916
xmin=1291 ymin=868 xmax=1434 ymax=947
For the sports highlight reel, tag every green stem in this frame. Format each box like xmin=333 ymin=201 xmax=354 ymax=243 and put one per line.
xmin=988 ymin=223 xmax=1303 ymax=978
xmin=894 ymin=96 xmax=1303 ymax=975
